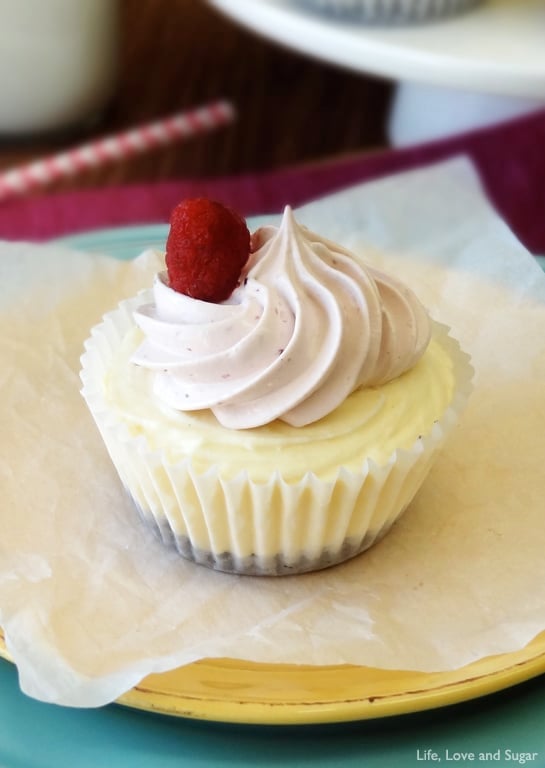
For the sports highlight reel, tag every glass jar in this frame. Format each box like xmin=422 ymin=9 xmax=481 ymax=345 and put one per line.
xmin=0 ymin=0 xmax=119 ymax=137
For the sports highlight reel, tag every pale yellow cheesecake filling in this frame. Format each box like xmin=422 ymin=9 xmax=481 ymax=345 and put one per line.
xmin=103 ymin=324 xmax=455 ymax=484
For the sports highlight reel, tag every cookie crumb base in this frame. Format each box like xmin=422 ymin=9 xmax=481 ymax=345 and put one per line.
xmin=129 ymin=493 xmax=385 ymax=576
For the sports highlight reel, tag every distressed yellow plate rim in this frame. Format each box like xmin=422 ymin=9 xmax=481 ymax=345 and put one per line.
xmin=1 ymin=629 xmax=545 ymax=725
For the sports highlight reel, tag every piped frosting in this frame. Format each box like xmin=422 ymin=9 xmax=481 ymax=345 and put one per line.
xmin=131 ymin=207 xmax=431 ymax=429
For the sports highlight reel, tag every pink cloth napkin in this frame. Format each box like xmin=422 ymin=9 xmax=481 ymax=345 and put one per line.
xmin=1 ymin=108 xmax=544 ymax=253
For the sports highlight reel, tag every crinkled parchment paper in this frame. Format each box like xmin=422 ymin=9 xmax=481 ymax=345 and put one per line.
xmin=1 ymin=157 xmax=545 ymax=707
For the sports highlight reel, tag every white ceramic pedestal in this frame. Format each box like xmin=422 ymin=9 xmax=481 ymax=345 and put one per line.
xmin=207 ymin=0 xmax=545 ymax=145
xmin=388 ymin=82 xmax=545 ymax=146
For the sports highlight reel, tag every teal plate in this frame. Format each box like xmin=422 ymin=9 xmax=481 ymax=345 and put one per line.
xmin=60 ymin=222 xmax=170 ymax=259
xmin=2 ymin=226 xmax=545 ymax=766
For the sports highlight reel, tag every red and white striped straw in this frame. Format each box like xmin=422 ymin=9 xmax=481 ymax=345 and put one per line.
xmin=0 ymin=100 xmax=235 ymax=203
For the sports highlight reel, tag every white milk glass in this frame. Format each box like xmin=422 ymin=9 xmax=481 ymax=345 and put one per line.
xmin=0 ymin=0 xmax=119 ymax=136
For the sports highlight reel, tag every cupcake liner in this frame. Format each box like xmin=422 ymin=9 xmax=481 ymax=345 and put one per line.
xmin=80 ymin=296 xmax=473 ymax=576
xmin=292 ymin=0 xmax=482 ymax=24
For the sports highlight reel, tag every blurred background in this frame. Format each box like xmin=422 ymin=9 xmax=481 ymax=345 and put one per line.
xmin=0 ymin=0 xmax=394 ymax=192
xmin=0 ymin=0 xmax=543 ymax=250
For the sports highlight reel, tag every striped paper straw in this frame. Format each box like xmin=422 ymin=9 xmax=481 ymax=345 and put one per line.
xmin=0 ymin=100 xmax=235 ymax=202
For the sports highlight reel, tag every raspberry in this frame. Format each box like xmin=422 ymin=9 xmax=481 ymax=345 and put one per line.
xmin=165 ymin=198 xmax=250 ymax=302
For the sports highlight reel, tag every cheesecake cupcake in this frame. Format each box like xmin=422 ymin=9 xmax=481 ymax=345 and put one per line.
xmin=80 ymin=199 xmax=472 ymax=576
xmin=292 ymin=0 xmax=482 ymax=24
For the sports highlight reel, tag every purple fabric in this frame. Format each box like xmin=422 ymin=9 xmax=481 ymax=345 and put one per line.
xmin=1 ymin=108 xmax=544 ymax=253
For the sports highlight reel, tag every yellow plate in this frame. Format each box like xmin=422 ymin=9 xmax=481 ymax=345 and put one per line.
xmin=1 ymin=628 xmax=544 ymax=725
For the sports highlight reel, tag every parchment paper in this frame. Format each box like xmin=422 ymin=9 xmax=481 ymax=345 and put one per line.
xmin=1 ymin=157 xmax=545 ymax=708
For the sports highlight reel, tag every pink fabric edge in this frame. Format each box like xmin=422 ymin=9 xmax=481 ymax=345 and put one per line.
xmin=0 ymin=108 xmax=544 ymax=253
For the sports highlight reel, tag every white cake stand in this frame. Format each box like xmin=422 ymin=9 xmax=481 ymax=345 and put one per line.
xmin=206 ymin=0 xmax=545 ymax=145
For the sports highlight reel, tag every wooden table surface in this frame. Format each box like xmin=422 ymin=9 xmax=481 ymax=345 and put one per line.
xmin=0 ymin=0 xmax=392 ymax=196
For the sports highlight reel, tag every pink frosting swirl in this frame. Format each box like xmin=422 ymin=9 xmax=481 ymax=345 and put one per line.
xmin=131 ymin=207 xmax=431 ymax=429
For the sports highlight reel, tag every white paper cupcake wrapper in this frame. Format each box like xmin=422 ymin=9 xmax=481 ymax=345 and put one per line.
xmin=292 ymin=0 xmax=482 ymax=24
xmin=80 ymin=296 xmax=473 ymax=576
